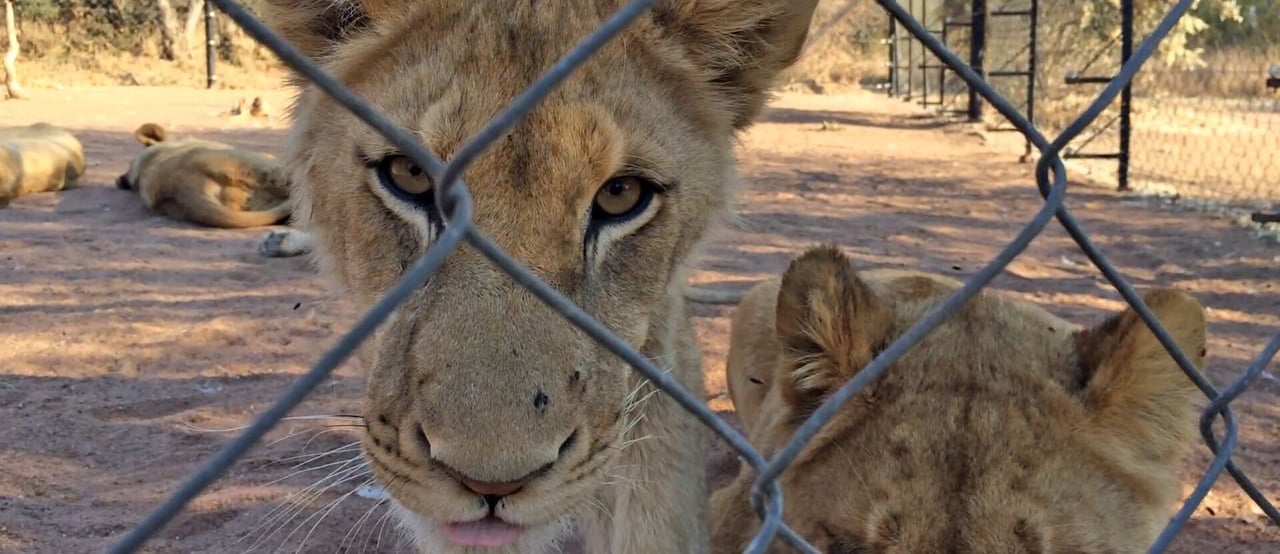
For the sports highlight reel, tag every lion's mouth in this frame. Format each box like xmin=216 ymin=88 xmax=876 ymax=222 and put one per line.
xmin=443 ymin=515 xmax=524 ymax=547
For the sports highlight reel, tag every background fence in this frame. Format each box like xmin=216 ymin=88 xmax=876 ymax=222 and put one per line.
xmin=889 ymin=0 xmax=1280 ymax=227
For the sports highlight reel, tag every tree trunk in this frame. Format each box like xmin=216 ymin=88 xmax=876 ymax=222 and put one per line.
xmin=183 ymin=0 xmax=204 ymax=60
xmin=156 ymin=0 xmax=180 ymax=60
xmin=2 ymin=0 xmax=23 ymax=100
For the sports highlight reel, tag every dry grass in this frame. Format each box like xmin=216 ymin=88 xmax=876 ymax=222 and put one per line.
xmin=778 ymin=0 xmax=890 ymax=93
xmin=6 ymin=0 xmax=889 ymax=92
xmin=11 ymin=15 xmax=286 ymax=90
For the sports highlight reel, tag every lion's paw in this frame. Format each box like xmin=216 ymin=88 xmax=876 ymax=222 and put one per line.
xmin=259 ymin=229 xmax=312 ymax=258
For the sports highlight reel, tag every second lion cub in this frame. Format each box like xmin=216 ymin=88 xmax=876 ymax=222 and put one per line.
xmin=712 ymin=245 xmax=1206 ymax=553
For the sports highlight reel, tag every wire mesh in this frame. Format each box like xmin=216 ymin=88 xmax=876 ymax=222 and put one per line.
xmin=1127 ymin=3 xmax=1280 ymax=221
xmin=891 ymin=0 xmax=1280 ymax=223
xmin=98 ymin=0 xmax=1280 ymax=553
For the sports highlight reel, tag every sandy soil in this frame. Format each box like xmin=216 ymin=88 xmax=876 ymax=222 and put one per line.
xmin=1 ymin=86 xmax=1277 ymax=553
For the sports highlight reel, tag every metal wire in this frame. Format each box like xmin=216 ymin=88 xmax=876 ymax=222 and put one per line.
xmin=103 ymin=1 xmax=1279 ymax=553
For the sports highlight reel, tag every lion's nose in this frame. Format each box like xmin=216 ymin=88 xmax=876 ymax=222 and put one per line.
xmin=416 ymin=427 xmax=578 ymax=503
xmin=458 ymin=475 xmax=534 ymax=498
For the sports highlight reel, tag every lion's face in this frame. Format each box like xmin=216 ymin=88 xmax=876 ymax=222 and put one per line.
xmin=261 ymin=0 xmax=817 ymax=550
xmin=711 ymin=247 xmax=1206 ymax=554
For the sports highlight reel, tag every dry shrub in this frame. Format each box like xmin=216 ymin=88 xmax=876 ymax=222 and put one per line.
xmin=781 ymin=0 xmax=889 ymax=93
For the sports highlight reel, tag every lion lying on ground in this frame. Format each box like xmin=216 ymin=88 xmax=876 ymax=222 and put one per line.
xmin=0 ymin=123 xmax=86 ymax=207
xmin=711 ymin=245 xmax=1206 ymax=553
xmin=253 ymin=0 xmax=819 ymax=552
xmin=115 ymin=123 xmax=290 ymax=228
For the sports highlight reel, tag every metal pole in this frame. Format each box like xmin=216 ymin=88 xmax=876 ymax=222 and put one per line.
xmin=940 ymin=17 xmax=949 ymax=108
xmin=905 ymin=0 xmax=915 ymax=100
xmin=920 ymin=0 xmax=929 ymax=107
xmin=1118 ymin=0 xmax=1133 ymax=191
xmin=889 ymin=17 xmax=899 ymax=96
xmin=1025 ymin=0 xmax=1038 ymax=160
xmin=968 ymin=0 xmax=987 ymax=121
xmin=204 ymin=1 xmax=217 ymax=89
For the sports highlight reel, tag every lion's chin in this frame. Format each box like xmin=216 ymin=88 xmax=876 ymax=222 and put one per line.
xmin=391 ymin=502 xmax=574 ymax=554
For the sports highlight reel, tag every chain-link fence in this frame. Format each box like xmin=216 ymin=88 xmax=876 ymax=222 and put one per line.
xmin=91 ymin=0 xmax=1280 ymax=553
xmin=891 ymin=0 xmax=1280 ymax=229
xmin=1128 ymin=3 xmax=1280 ymax=222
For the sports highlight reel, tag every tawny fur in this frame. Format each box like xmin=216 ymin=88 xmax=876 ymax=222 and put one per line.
xmin=0 ymin=122 xmax=85 ymax=207
xmin=116 ymin=123 xmax=291 ymax=229
xmin=256 ymin=1 xmax=819 ymax=553
xmin=712 ymin=245 xmax=1207 ymax=553
xmin=260 ymin=225 xmax=750 ymax=304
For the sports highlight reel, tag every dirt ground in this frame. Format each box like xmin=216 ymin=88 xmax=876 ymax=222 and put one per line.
xmin=1 ymin=86 xmax=1278 ymax=553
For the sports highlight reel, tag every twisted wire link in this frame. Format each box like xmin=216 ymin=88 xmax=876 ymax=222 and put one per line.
xmin=102 ymin=1 xmax=1279 ymax=553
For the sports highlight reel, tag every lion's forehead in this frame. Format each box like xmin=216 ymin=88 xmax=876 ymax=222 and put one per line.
xmin=319 ymin=2 xmax=720 ymax=146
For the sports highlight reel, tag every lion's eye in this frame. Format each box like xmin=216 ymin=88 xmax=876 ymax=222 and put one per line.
xmin=375 ymin=155 xmax=433 ymax=197
xmin=591 ymin=176 xmax=654 ymax=223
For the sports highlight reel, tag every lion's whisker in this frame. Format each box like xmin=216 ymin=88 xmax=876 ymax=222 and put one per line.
xmin=235 ymin=455 xmax=364 ymax=548
xmin=278 ymin=441 xmax=363 ymax=469
xmin=238 ymin=458 xmax=369 ymax=552
xmin=582 ymin=494 xmax=615 ymax=525
xmin=179 ymin=414 xmax=364 ymax=434
xmin=299 ymin=428 xmax=362 ymax=452
xmin=616 ymin=433 xmax=655 ymax=451
xmin=262 ymin=453 xmax=364 ymax=490
xmin=370 ymin=502 xmax=398 ymax=553
xmin=340 ymin=494 xmax=388 ymax=553
xmin=281 ymin=476 xmax=376 ymax=554
xmin=354 ymin=477 xmax=399 ymax=554
xmin=241 ymin=459 xmax=367 ymax=545
xmin=263 ymin=468 xmax=372 ymax=554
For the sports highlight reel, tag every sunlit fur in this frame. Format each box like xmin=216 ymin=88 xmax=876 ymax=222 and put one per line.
xmin=117 ymin=123 xmax=290 ymax=228
xmin=0 ymin=122 xmax=84 ymax=207
xmin=712 ymin=245 xmax=1207 ymax=554
xmin=255 ymin=1 xmax=820 ymax=552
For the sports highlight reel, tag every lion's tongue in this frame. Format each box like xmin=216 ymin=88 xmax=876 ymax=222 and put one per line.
xmin=443 ymin=516 xmax=523 ymax=547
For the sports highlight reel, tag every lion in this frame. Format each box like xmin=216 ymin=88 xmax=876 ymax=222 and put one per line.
xmin=0 ymin=122 xmax=86 ymax=207
xmin=254 ymin=0 xmax=819 ymax=552
xmin=710 ymin=245 xmax=1207 ymax=553
xmin=115 ymin=123 xmax=291 ymax=229
xmin=224 ymin=96 xmax=273 ymax=119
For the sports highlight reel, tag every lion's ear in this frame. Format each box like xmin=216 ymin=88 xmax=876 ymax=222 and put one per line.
xmin=1074 ymin=289 xmax=1205 ymax=465
xmin=256 ymin=0 xmax=391 ymax=61
xmin=134 ymin=123 xmax=167 ymax=146
xmin=652 ymin=0 xmax=820 ymax=129
xmin=774 ymin=245 xmax=891 ymax=411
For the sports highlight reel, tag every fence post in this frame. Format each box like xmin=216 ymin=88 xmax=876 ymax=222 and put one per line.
xmin=888 ymin=17 xmax=899 ymax=97
xmin=919 ymin=0 xmax=928 ymax=106
xmin=904 ymin=0 xmax=915 ymax=100
xmin=204 ymin=0 xmax=217 ymax=89
xmin=1117 ymin=0 xmax=1133 ymax=191
xmin=968 ymin=0 xmax=987 ymax=122
xmin=1024 ymin=0 xmax=1038 ymax=161
xmin=939 ymin=17 xmax=949 ymax=108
